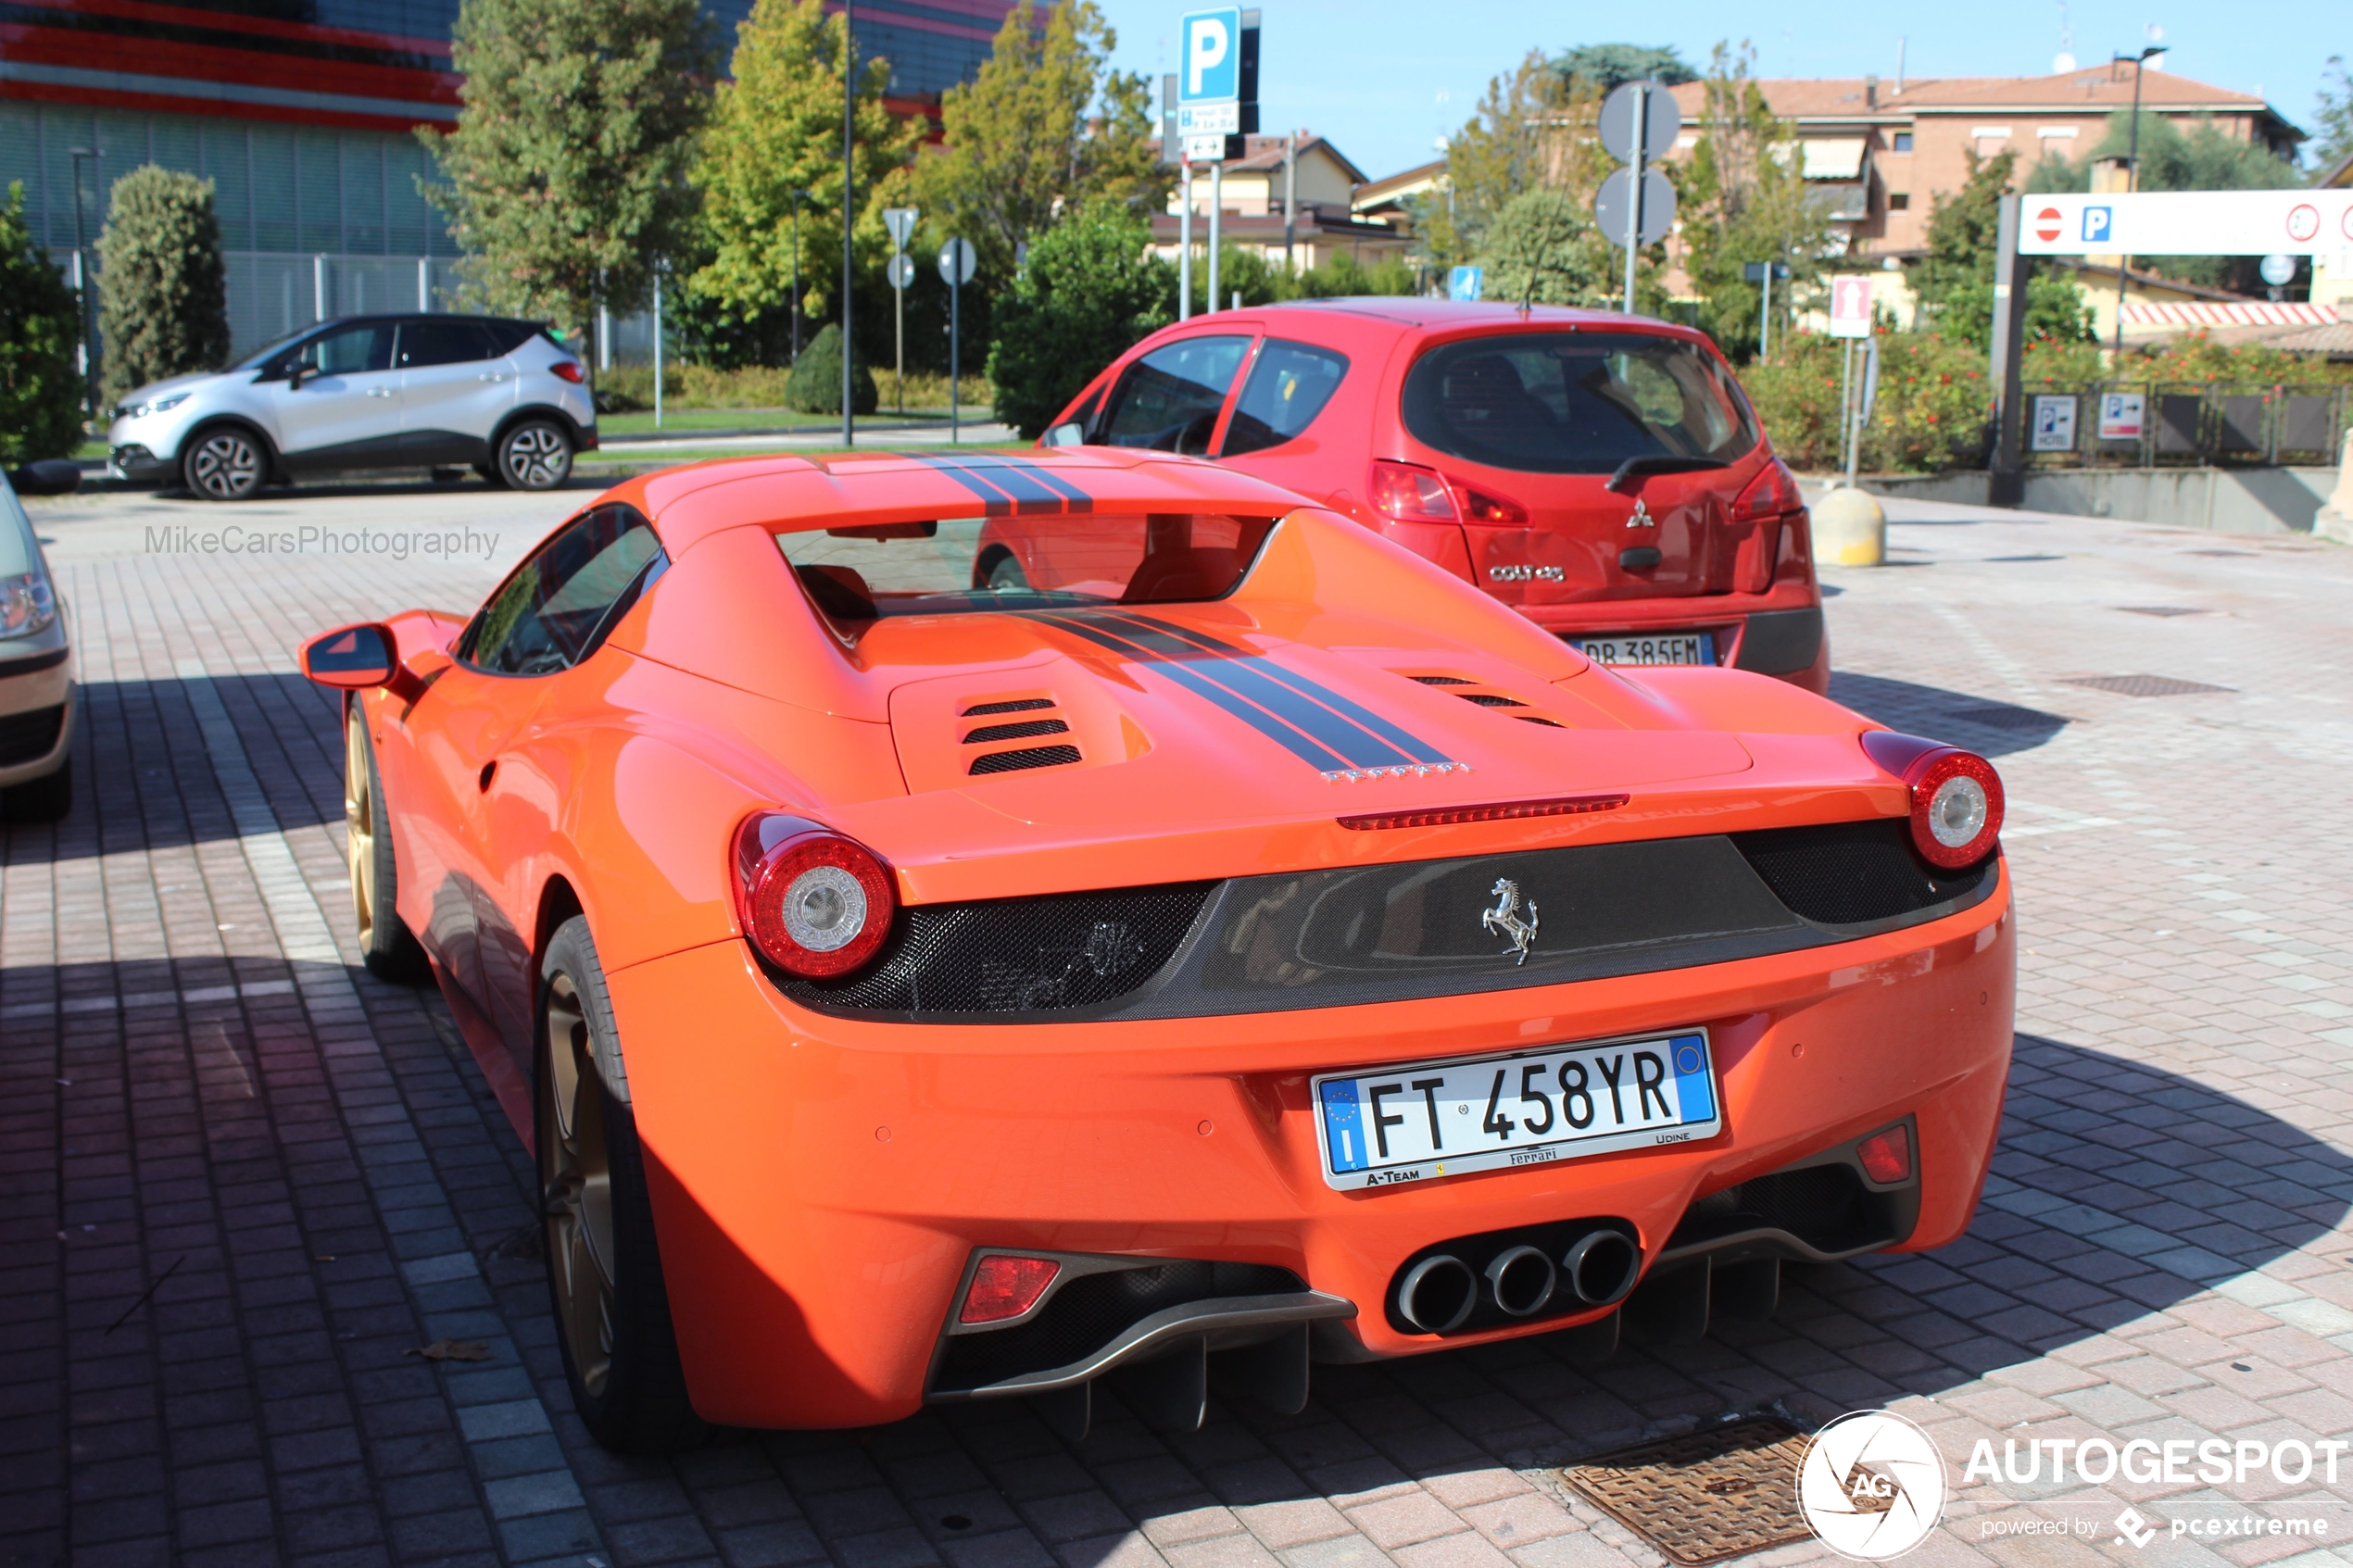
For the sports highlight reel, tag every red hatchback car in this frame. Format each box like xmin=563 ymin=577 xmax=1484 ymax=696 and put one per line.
xmin=1037 ymin=300 xmax=1826 ymax=693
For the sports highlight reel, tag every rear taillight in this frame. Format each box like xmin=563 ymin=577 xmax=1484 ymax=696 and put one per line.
xmin=1730 ymin=456 xmax=1804 ymax=523
xmin=1856 ymin=1123 xmax=1912 ymax=1184
xmin=960 ymin=1256 xmax=1059 ymax=1323
xmin=1370 ymin=461 xmax=1528 ymax=526
xmin=1370 ymin=459 xmax=1457 ymax=522
xmin=1860 ymin=732 xmax=2006 ymax=869
xmin=732 ymin=812 xmax=897 ymax=977
xmin=550 ymin=360 xmax=585 ymax=383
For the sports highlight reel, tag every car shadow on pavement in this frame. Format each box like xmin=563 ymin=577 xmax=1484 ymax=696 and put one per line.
xmin=1830 ymin=671 xmax=2070 ymax=759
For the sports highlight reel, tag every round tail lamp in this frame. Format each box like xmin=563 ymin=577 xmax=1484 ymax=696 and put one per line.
xmin=732 ymin=813 xmax=897 ymax=977
xmin=1858 ymin=732 xmax=2006 ymax=869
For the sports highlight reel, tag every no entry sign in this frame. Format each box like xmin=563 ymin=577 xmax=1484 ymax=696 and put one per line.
xmin=2017 ymin=191 xmax=2353 ymax=256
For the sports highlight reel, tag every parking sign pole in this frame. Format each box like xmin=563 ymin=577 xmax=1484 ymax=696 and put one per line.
xmin=1178 ymin=161 xmax=1192 ymax=321
xmin=1621 ymin=83 xmax=1643 ymax=313
xmin=1207 ymin=161 xmax=1222 ymax=314
xmin=950 ymin=263 xmax=959 ymax=445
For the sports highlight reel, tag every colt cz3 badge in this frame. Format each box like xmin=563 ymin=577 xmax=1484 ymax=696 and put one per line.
xmin=1481 ymin=878 xmax=1540 ymax=964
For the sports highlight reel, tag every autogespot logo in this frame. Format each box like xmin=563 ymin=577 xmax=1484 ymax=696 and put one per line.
xmin=1796 ymin=1411 xmax=1948 ymax=1561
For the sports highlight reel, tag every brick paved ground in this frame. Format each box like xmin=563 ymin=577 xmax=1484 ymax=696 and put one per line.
xmin=7 ymin=479 xmax=2353 ymax=1568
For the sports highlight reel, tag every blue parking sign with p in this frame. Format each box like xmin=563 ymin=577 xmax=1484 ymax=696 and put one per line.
xmin=1180 ymin=8 xmax=1239 ymax=102
xmin=2082 ymin=206 xmax=2113 ymax=244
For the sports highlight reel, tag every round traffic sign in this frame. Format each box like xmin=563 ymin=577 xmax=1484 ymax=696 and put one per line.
xmin=2259 ymin=253 xmax=2296 ymax=286
xmin=2286 ymin=204 xmax=2320 ymax=243
xmin=2034 ymin=206 xmax=2062 ymax=243
xmin=937 ymin=237 xmax=976 ymax=286
xmin=1593 ymin=168 xmax=1676 ymax=248
xmin=1598 ymin=80 xmax=1681 ymax=164
xmin=887 ymin=255 xmax=915 ymax=289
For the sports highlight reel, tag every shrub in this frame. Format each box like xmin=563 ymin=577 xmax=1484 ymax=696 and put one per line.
xmin=1739 ymin=332 xmax=1992 ymax=473
xmin=783 ymin=323 xmax=877 ymax=415
xmin=988 ymin=203 xmax=1171 ymax=438
xmin=0 ymin=182 xmax=86 ymax=462
xmin=95 ymin=165 xmax=231 ymax=405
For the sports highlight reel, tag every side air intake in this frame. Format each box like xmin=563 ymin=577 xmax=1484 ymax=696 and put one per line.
xmin=970 ymin=744 xmax=1083 ymax=775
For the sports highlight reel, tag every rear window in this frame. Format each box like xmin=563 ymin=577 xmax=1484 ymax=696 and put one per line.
xmin=1098 ymin=335 xmax=1251 ymax=454
xmin=776 ymin=514 xmax=1278 ymax=630
xmin=1400 ymin=332 xmax=1756 ymax=475
xmin=1221 ymin=340 xmax=1348 ymax=457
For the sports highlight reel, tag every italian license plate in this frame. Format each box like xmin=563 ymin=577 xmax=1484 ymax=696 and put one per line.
xmin=1572 ymin=633 xmax=1717 ymax=667
xmin=1312 ymin=1031 xmax=1719 ymax=1191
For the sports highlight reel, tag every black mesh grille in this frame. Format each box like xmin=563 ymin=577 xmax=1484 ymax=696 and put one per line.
xmin=963 ymin=718 xmax=1069 ymax=744
xmin=964 ymin=697 xmax=1055 ymax=716
xmin=777 ymin=882 xmax=1216 ymax=1015
xmin=968 ymin=744 xmax=1082 ymax=776
xmin=1732 ymin=818 xmax=1988 ymax=927
xmin=934 ymin=1261 xmax=1304 ymax=1392
xmin=1460 ymin=693 xmax=1526 ymax=709
xmin=0 ymin=705 xmax=65 ymax=766
xmin=1411 ymin=675 xmax=1473 ymax=685
xmin=1517 ymin=716 xmax=1565 ymax=728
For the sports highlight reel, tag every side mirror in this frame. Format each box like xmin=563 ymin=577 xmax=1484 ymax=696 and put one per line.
xmin=288 ymin=363 xmax=313 ymax=390
xmin=300 ymin=622 xmax=397 ymax=689
xmin=1042 ymin=421 xmax=1087 ymax=448
xmin=6 ymin=459 xmax=81 ymax=496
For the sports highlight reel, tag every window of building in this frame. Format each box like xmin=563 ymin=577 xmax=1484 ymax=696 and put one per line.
xmin=1889 ymin=193 xmax=1911 ymax=211
xmin=1892 ymin=132 xmax=1914 ymax=153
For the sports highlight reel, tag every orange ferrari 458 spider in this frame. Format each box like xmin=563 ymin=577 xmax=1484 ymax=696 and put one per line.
xmin=299 ymin=447 xmax=2014 ymax=1453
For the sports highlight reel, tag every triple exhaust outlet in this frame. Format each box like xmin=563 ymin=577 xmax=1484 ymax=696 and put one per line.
xmin=1394 ymin=1230 xmax=1642 ymax=1335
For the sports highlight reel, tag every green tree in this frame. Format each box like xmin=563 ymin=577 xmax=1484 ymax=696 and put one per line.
xmin=0 ymin=183 xmax=85 ymax=460
xmin=987 ymin=202 xmax=1170 ymax=438
xmin=1674 ymin=42 xmax=1827 ymax=359
xmin=911 ymin=0 xmax=1166 ymax=286
xmin=690 ymin=0 xmax=919 ymax=333
xmin=422 ymin=0 xmax=715 ymax=365
xmin=1912 ymin=148 xmax=2093 ymax=348
xmin=783 ymin=322 xmax=876 ymax=414
xmin=2313 ymin=56 xmax=2353 ymax=175
xmin=1439 ymin=50 xmax=1579 ymax=261
xmin=1476 ymin=188 xmax=1656 ymax=309
xmin=1552 ymin=44 xmax=1695 ymax=94
xmin=94 ymin=166 xmax=230 ymax=405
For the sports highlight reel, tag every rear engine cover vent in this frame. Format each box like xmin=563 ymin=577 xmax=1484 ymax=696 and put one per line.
xmin=1460 ymin=693 xmax=1527 ymax=709
xmin=970 ymin=744 xmax=1082 ymax=776
xmin=1408 ymin=672 xmax=1567 ymax=728
xmin=964 ymin=718 xmax=1070 ymax=744
xmin=965 ymin=697 xmax=1056 ymax=716
xmin=1410 ymin=675 xmax=1475 ymax=686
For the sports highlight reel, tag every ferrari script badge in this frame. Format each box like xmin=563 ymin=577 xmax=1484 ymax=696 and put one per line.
xmin=1627 ymin=498 xmax=1654 ymax=528
xmin=1480 ymin=878 xmax=1540 ymax=965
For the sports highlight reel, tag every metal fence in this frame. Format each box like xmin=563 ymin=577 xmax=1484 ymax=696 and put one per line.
xmin=2018 ymin=383 xmax=2353 ymax=469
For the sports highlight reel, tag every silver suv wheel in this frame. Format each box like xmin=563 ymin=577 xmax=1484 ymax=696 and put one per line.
xmin=183 ymin=428 xmax=264 ymax=501
xmin=498 ymin=420 xmax=573 ymax=491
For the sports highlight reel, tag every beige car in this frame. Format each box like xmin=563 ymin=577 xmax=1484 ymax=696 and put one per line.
xmin=0 ymin=459 xmax=78 ymax=819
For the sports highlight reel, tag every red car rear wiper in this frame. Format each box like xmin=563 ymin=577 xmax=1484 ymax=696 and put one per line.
xmin=1604 ymin=456 xmax=1730 ymax=493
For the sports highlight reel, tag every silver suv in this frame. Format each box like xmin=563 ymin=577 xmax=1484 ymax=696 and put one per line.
xmin=107 ymin=314 xmax=598 ymax=500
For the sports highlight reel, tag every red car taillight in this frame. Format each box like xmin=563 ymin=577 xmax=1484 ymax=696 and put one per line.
xmin=1370 ymin=459 xmax=1457 ymax=521
xmin=550 ymin=360 xmax=585 ymax=383
xmin=732 ymin=812 xmax=897 ymax=977
xmin=1856 ymin=1123 xmax=1912 ymax=1184
xmin=1860 ymin=732 xmax=2006 ymax=869
xmin=1369 ymin=460 xmax=1528 ymax=525
xmin=1730 ymin=456 xmax=1804 ymax=523
xmin=960 ymin=1256 xmax=1060 ymax=1323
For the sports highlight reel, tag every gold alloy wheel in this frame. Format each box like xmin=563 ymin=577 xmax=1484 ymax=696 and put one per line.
xmin=542 ymin=973 xmax=617 ymax=1398
xmin=345 ymin=717 xmax=375 ymax=949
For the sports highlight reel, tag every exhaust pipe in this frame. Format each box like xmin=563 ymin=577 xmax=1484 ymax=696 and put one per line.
xmin=1563 ymin=1230 xmax=1641 ymax=1306
xmin=1395 ymin=1254 xmax=1478 ymax=1334
xmin=1483 ymin=1245 xmax=1556 ymax=1317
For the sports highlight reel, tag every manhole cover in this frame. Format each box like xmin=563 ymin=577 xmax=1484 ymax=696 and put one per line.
xmin=1944 ymin=704 xmax=2066 ymax=731
xmin=2058 ymin=674 xmax=2234 ymax=697
xmin=2115 ymin=606 xmax=2206 ymax=617
xmin=1562 ymin=1417 xmax=1813 ymax=1565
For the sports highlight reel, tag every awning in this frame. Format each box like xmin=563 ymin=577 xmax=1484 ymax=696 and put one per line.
xmin=1800 ymin=138 xmax=1869 ymax=180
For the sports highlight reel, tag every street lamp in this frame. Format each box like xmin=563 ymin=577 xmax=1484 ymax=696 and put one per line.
xmin=2110 ymin=36 xmax=2164 ymax=356
xmin=789 ymin=187 xmax=810 ymax=362
xmin=67 ymin=146 xmax=100 ymax=420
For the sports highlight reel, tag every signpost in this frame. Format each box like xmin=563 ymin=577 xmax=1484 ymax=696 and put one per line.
xmin=939 ymin=238 xmax=976 ymax=444
xmin=1176 ymin=7 xmax=1257 ymax=315
xmin=2097 ymin=392 xmax=2145 ymax=442
xmin=1448 ymin=266 xmax=1483 ymax=302
xmin=1827 ymin=276 xmax=1872 ymax=339
xmin=1595 ymin=80 xmax=1679 ymax=313
xmin=882 ymin=207 xmax=919 ymax=415
xmin=1742 ymin=260 xmax=1790 ymax=360
xmin=2031 ymin=394 xmax=2077 ymax=453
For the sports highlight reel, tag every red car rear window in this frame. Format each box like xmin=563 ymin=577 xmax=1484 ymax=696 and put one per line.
xmin=1400 ymin=332 xmax=1757 ymax=475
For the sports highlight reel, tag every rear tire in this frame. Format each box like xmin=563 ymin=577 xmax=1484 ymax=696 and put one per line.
xmin=345 ymin=709 xmax=429 ymax=982
xmin=3 ymin=759 xmax=71 ymax=822
xmin=496 ymin=420 xmax=573 ymax=491
xmin=537 ymin=915 xmax=708 ymax=1453
xmin=182 ymin=426 xmax=267 ymax=501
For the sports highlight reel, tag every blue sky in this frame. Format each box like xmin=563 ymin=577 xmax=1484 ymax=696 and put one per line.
xmin=1089 ymin=0 xmax=2338 ymax=182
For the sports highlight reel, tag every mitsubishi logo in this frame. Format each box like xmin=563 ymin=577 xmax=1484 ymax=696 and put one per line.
xmin=1627 ymin=497 xmax=1655 ymax=528
xmin=1480 ymin=878 xmax=1540 ymax=964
